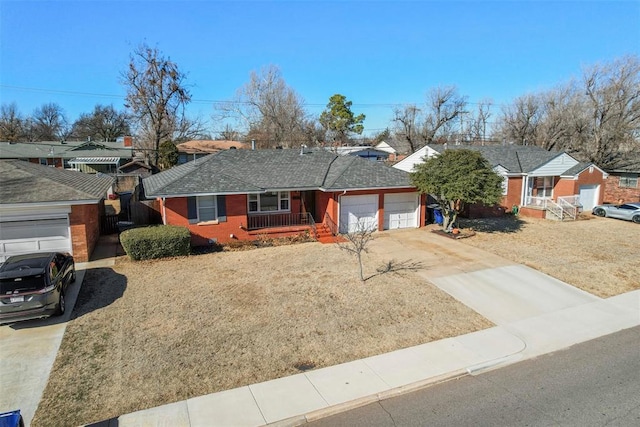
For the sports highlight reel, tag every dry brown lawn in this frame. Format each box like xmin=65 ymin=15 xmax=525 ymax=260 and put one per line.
xmin=34 ymin=241 xmax=491 ymax=427
xmin=459 ymin=215 xmax=640 ymax=298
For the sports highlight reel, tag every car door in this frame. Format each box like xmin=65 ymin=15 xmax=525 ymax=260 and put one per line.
xmin=611 ymin=204 xmax=636 ymax=220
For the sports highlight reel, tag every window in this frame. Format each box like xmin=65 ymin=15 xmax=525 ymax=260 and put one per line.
xmin=248 ymin=191 xmax=290 ymax=213
xmin=536 ymin=177 xmax=554 ymax=198
xmin=197 ymin=195 xmax=217 ymax=221
xmin=619 ymin=174 xmax=638 ymax=189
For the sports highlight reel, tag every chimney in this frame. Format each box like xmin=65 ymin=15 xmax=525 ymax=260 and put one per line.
xmin=123 ymin=136 xmax=133 ymax=147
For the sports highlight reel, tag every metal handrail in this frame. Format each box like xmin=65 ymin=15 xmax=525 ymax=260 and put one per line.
xmin=247 ymin=212 xmax=315 ymax=230
xmin=324 ymin=212 xmax=338 ymax=236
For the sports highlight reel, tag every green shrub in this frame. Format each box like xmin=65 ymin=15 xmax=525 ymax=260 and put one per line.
xmin=120 ymin=225 xmax=191 ymax=260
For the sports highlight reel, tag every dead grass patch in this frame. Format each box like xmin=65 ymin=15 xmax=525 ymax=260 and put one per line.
xmin=33 ymin=242 xmax=491 ymax=427
xmin=459 ymin=215 xmax=640 ymax=297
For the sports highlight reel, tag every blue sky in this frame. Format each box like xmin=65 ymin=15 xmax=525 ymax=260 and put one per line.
xmin=1 ymin=0 xmax=638 ymax=137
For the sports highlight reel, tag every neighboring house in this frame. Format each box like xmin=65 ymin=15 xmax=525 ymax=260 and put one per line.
xmin=394 ymin=144 xmax=608 ymax=220
xmin=143 ymin=148 xmax=424 ymax=246
xmin=324 ymin=145 xmax=390 ymax=162
xmin=602 ymin=155 xmax=640 ymax=203
xmin=176 ymin=140 xmax=249 ymax=164
xmin=0 ymin=138 xmax=135 ymax=173
xmin=375 ymin=139 xmax=413 ymax=162
xmin=114 ymin=159 xmax=159 ymax=193
xmin=0 ymin=160 xmax=114 ymax=262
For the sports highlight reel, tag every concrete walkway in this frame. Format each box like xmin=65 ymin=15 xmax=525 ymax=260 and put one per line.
xmin=0 ymin=235 xmax=118 ymax=427
xmin=87 ymin=229 xmax=640 ymax=427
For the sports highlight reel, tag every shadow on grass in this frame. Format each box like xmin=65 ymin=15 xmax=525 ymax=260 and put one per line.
xmin=367 ymin=259 xmax=425 ymax=281
xmin=458 ymin=215 xmax=526 ymax=234
xmin=70 ymin=268 xmax=127 ymax=319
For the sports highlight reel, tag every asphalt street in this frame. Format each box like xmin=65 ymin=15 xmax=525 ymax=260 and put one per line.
xmin=307 ymin=326 xmax=640 ymax=427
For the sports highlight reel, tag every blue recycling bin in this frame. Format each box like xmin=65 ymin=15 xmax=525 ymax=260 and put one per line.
xmin=0 ymin=410 xmax=24 ymax=427
xmin=433 ymin=208 xmax=443 ymax=225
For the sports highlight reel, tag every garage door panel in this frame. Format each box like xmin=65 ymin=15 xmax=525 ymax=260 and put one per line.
xmin=340 ymin=195 xmax=379 ymax=233
xmin=0 ymin=218 xmax=72 ymax=263
xmin=384 ymin=193 xmax=419 ymax=229
xmin=578 ymin=185 xmax=599 ymax=211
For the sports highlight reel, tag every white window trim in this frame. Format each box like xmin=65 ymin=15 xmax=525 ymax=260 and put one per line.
xmin=619 ymin=174 xmax=638 ymax=189
xmin=248 ymin=191 xmax=291 ymax=213
xmin=196 ymin=195 xmax=218 ymax=222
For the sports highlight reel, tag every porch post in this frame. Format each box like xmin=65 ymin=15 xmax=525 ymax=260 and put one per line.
xmin=521 ymin=175 xmax=528 ymax=206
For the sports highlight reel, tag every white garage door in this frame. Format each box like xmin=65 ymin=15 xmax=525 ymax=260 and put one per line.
xmin=0 ymin=218 xmax=72 ymax=263
xmin=384 ymin=193 xmax=419 ymax=229
xmin=339 ymin=194 xmax=379 ymax=233
xmin=579 ymin=184 xmax=599 ymax=211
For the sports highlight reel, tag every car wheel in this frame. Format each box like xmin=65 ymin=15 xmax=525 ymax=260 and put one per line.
xmin=633 ymin=215 xmax=640 ymax=224
xmin=55 ymin=292 xmax=65 ymax=316
xmin=593 ymin=208 xmax=606 ymax=217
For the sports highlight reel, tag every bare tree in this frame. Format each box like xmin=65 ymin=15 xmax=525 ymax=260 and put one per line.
xmin=465 ymin=99 xmax=493 ymax=144
xmin=71 ymin=104 xmax=132 ymax=142
xmin=422 ymin=86 xmax=468 ymax=143
xmin=499 ymin=94 xmax=542 ymax=145
xmin=216 ymin=65 xmax=310 ymax=148
xmin=582 ymin=55 xmax=640 ymax=169
xmin=393 ymin=104 xmax=423 ymax=153
xmin=122 ymin=43 xmax=192 ymax=164
xmin=0 ymin=103 xmax=25 ymax=142
xmin=338 ymin=218 xmax=376 ymax=282
xmin=31 ymin=103 xmax=70 ymax=141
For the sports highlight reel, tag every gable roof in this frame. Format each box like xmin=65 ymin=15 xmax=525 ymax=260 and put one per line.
xmin=0 ymin=160 xmax=114 ymax=205
xmin=143 ymin=149 xmax=413 ymax=197
xmin=394 ymin=143 xmax=590 ymax=175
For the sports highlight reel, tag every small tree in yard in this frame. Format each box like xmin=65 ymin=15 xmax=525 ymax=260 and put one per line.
xmin=411 ymin=149 xmax=504 ymax=232
xmin=338 ymin=218 xmax=376 ymax=282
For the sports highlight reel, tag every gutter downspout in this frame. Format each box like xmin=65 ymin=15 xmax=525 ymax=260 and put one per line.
xmin=161 ymin=197 xmax=167 ymax=224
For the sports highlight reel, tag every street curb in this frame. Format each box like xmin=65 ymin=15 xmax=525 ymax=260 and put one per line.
xmin=266 ymin=369 xmax=469 ymax=426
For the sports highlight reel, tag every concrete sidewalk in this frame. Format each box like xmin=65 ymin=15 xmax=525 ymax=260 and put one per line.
xmin=86 ymin=230 xmax=640 ymax=427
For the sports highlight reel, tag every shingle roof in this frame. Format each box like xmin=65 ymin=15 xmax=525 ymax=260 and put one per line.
xmin=0 ymin=160 xmax=114 ymax=204
xmin=428 ymin=144 xmax=564 ymax=173
xmin=143 ymin=149 xmax=413 ymax=197
xmin=0 ymin=140 xmax=133 ymax=160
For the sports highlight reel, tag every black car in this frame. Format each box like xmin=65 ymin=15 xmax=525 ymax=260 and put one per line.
xmin=0 ymin=252 xmax=75 ymax=324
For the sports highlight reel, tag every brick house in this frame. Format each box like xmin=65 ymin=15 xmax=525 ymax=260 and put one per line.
xmin=142 ymin=148 xmax=425 ymax=246
xmin=394 ymin=144 xmax=608 ymax=220
xmin=602 ymin=155 xmax=640 ymax=204
xmin=0 ymin=160 xmax=113 ymax=262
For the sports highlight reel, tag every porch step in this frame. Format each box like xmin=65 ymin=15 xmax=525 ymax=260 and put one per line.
xmin=316 ymin=224 xmax=346 ymax=244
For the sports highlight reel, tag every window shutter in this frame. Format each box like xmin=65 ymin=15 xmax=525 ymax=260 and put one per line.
xmin=217 ymin=195 xmax=227 ymax=222
xmin=187 ymin=197 xmax=197 ymax=223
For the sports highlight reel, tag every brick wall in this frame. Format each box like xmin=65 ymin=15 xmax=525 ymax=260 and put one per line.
xmin=69 ymin=203 xmax=101 ymax=262
xmin=603 ymin=174 xmax=640 ymax=203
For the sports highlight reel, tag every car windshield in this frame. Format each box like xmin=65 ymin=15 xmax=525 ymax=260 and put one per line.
xmin=1 ymin=274 xmax=46 ymax=293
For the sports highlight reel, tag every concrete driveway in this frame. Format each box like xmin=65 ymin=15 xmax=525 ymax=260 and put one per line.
xmin=0 ymin=269 xmax=85 ymax=426
xmin=368 ymin=227 xmax=600 ymax=325
xmin=0 ymin=236 xmax=117 ymax=426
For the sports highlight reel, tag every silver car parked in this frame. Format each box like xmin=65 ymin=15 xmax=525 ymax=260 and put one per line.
xmin=592 ymin=202 xmax=640 ymax=224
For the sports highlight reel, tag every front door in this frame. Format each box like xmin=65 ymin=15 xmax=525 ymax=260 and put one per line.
xmin=301 ymin=191 xmax=317 ymax=222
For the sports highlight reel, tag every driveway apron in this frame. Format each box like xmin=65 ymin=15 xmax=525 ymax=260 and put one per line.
xmin=369 ymin=228 xmax=600 ymax=325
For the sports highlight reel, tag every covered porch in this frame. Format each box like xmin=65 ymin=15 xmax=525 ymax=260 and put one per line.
xmin=520 ymin=175 xmax=582 ymax=220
